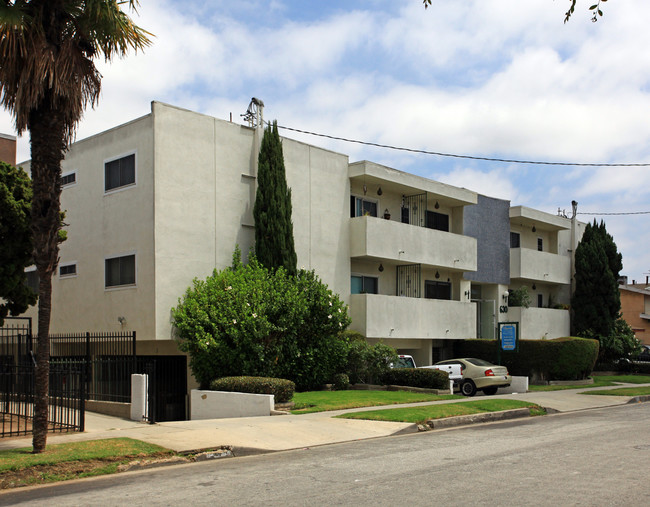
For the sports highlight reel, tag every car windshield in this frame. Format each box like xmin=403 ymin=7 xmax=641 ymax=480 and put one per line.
xmin=465 ymin=358 xmax=494 ymax=367
xmin=394 ymin=357 xmax=415 ymax=368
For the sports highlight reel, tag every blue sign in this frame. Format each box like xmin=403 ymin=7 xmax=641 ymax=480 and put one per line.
xmin=500 ymin=324 xmax=517 ymax=351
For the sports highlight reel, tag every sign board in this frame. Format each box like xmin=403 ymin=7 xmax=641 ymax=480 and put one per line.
xmin=499 ymin=322 xmax=518 ymax=352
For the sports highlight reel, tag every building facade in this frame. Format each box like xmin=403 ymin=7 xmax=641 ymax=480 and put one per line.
xmin=18 ymin=101 xmax=583 ymax=383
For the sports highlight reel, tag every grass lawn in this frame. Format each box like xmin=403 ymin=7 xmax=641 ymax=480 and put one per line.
xmin=291 ymin=390 xmax=462 ymax=414
xmin=337 ymin=399 xmax=545 ymax=424
xmin=528 ymin=375 xmax=650 ymax=392
xmin=0 ymin=438 xmax=173 ymax=489
xmin=581 ymin=386 xmax=650 ymax=397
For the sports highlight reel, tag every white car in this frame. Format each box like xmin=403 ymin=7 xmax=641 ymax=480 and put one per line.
xmin=434 ymin=358 xmax=511 ymax=396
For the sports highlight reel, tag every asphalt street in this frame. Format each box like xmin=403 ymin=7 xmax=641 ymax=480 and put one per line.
xmin=2 ymin=402 xmax=649 ymax=506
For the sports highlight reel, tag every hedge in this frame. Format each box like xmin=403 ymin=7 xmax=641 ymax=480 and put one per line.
xmin=379 ymin=368 xmax=449 ymax=389
xmin=453 ymin=337 xmax=599 ymax=381
xmin=209 ymin=376 xmax=295 ymax=403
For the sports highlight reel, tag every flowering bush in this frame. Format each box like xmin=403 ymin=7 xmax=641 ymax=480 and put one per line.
xmin=172 ymin=249 xmax=351 ymax=390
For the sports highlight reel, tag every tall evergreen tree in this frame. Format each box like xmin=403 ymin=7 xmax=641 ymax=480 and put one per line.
xmin=253 ymin=121 xmax=297 ymax=275
xmin=572 ymin=220 xmax=621 ymax=337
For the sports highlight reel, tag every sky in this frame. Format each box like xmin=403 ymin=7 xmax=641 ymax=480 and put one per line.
xmin=2 ymin=0 xmax=649 ymax=281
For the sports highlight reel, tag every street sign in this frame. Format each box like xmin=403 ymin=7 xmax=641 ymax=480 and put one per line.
xmin=499 ymin=322 xmax=518 ymax=351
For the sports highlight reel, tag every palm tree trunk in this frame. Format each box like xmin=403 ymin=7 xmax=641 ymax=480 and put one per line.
xmin=28 ymin=97 xmax=66 ymax=453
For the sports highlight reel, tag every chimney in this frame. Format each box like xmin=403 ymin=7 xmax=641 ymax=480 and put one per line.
xmin=0 ymin=133 xmax=16 ymax=165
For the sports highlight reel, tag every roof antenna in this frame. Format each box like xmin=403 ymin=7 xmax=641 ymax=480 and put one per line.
xmin=242 ymin=97 xmax=264 ymax=129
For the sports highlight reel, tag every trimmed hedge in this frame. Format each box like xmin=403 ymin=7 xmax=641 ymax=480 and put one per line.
xmin=379 ymin=368 xmax=449 ymax=389
xmin=209 ymin=376 xmax=295 ymax=403
xmin=453 ymin=337 xmax=599 ymax=381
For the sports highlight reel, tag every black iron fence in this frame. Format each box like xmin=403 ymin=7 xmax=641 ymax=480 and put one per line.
xmin=1 ymin=320 xmax=187 ymax=433
xmin=1 ymin=361 xmax=85 ymax=438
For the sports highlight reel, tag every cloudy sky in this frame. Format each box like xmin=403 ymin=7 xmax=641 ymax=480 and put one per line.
xmin=2 ymin=0 xmax=649 ymax=281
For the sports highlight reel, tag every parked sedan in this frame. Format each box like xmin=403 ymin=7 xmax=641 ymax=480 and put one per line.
xmin=434 ymin=358 xmax=511 ymax=397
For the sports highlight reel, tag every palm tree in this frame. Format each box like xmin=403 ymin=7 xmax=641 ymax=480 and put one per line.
xmin=0 ymin=0 xmax=151 ymax=453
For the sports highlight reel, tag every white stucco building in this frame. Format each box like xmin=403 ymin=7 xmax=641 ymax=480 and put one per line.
xmin=18 ymin=101 xmax=584 ymax=388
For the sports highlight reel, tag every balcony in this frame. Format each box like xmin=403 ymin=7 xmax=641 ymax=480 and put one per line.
xmin=507 ymin=306 xmax=570 ymax=340
xmin=349 ymin=294 xmax=476 ymax=340
xmin=350 ymin=216 xmax=477 ymax=272
xmin=510 ymin=248 xmax=571 ymax=285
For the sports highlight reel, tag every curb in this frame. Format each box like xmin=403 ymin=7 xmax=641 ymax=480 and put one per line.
xmin=423 ymin=408 xmax=532 ymax=430
xmin=627 ymin=395 xmax=650 ymax=404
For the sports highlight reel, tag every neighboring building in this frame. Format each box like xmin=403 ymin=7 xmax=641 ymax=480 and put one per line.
xmin=619 ymin=283 xmax=650 ymax=345
xmin=17 ymin=101 xmax=584 ymax=407
xmin=0 ymin=133 xmax=16 ymax=165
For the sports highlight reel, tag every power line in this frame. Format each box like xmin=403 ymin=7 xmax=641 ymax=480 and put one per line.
xmin=577 ymin=211 xmax=650 ymax=216
xmin=276 ymin=123 xmax=650 ymax=168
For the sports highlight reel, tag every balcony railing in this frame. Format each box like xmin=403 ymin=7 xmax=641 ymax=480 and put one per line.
xmin=506 ymin=306 xmax=570 ymax=340
xmin=350 ymin=216 xmax=477 ymax=271
xmin=510 ymin=248 xmax=570 ymax=284
xmin=349 ymin=294 xmax=476 ymax=340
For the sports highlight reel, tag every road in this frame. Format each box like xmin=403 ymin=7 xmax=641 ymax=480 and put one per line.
xmin=2 ymin=403 xmax=650 ymax=506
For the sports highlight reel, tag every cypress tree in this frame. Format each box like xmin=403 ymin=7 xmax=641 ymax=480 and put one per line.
xmin=572 ymin=220 xmax=621 ymax=337
xmin=253 ymin=121 xmax=297 ymax=275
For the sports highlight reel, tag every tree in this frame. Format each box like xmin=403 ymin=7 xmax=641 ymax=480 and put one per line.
xmin=172 ymin=248 xmax=351 ymax=391
xmin=0 ymin=0 xmax=150 ymax=453
xmin=572 ymin=220 xmax=633 ymax=362
xmin=0 ymin=161 xmax=36 ymax=324
xmin=253 ymin=121 xmax=297 ymax=275
xmin=422 ymin=1 xmax=609 ymax=22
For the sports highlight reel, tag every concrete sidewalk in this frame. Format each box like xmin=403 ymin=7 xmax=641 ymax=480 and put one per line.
xmin=1 ymin=383 xmax=646 ymax=455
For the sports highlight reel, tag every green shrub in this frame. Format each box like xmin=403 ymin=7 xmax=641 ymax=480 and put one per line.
xmin=379 ymin=368 xmax=449 ymax=389
xmin=508 ymin=286 xmax=531 ymax=308
xmin=331 ymin=373 xmax=350 ymax=391
xmin=453 ymin=337 xmax=599 ymax=381
xmin=344 ymin=334 xmax=397 ymax=384
xmin=209 ymin=376 xmax=295 ymax=403
xmin=172 ymin=248 xmax=350 ymax=390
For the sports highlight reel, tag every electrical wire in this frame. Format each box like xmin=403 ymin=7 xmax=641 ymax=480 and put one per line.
xmin=275 ymin=123 xmax=650 ymax=168
xmin=577 ymin=211 xmax=650 ymax=216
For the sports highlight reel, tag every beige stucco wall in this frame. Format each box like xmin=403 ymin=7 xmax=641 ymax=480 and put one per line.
xmin=21 ymin=115 xmax=156 ymax=337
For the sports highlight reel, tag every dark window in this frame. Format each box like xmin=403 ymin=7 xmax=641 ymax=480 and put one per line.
xmin=351 ymin=275 xmax=378 ymax=294
xmin=105 ymin=154 xmax=135 ymax=192
xmin=425 ymin=280 xmax=451 ymax=300
xmin=510 ymin=232 xmax=520 ymax=248
xmin=350 ymin=196 xmax=378 ymax=217
xmin=537 ymin=237 xmax=543 ymax=251
xmin=61 ymin=172 xmax=76 ymax=186
xmin=401 ymin=206 xmax=410 ymax=224
xmin=59 ymin=264 xmax=77 ymax=277
xmin=537 ymin=293 xmax=543 ymax=308
xmin=105 ymin=254 xmax=136 ymax=288
xmin=426 ymin=211 xmax=449 ymax=232
xmin=25 ymin=270 xmax=39 ymax=293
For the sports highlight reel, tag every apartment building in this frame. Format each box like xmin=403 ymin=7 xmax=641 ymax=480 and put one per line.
xmin=17 ymin=101 xmax=583 ymax=380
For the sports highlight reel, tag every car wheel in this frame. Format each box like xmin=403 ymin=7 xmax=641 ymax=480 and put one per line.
xmin=482 ymin=387 xmax=498 ymax=396
xmin=461 ymin=380 xmax=477 ymax=397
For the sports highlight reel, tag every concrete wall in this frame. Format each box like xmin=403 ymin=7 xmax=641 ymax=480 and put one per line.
xmin=21 ymin=114 xmax=157 ymax=337
xmin=507 ymin=306 xmax=570 ymax=340
xmin=191 ymin=390 xmax=274 ymax=419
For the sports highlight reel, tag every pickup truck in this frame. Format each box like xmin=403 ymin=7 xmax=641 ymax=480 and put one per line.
xmin=419 ymin=363 xmax=463 ymax=383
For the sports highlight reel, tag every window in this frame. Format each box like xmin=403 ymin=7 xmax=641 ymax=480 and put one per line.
xmin=425 ymin=280 xmax=451 ymax=300
xmin=351 ymin=275 xmax=378 ymax=294
xmin=105 ymin=254 xmax=136 ymax=288
xmin=59 ymin=263 xmax=77 ymax=277
xmin=61 ymin=171 xmax=76 ymax=187
xmin=25 ymin=268 xmax=38 ymax=293
xmin=537 ymin=293 xmax=543 ymax=308
xmin=350 ymin=196 xmax=377 ymax=217
xmin=537 ymin=237 xmax=543 ymax=252
xmin=510 ymin=232 xmax=520 ymax=248
xmin=426 ymin=211 xmax=449 ymax=232
xmin=105 ymin=153 xmax=135 ymax=192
